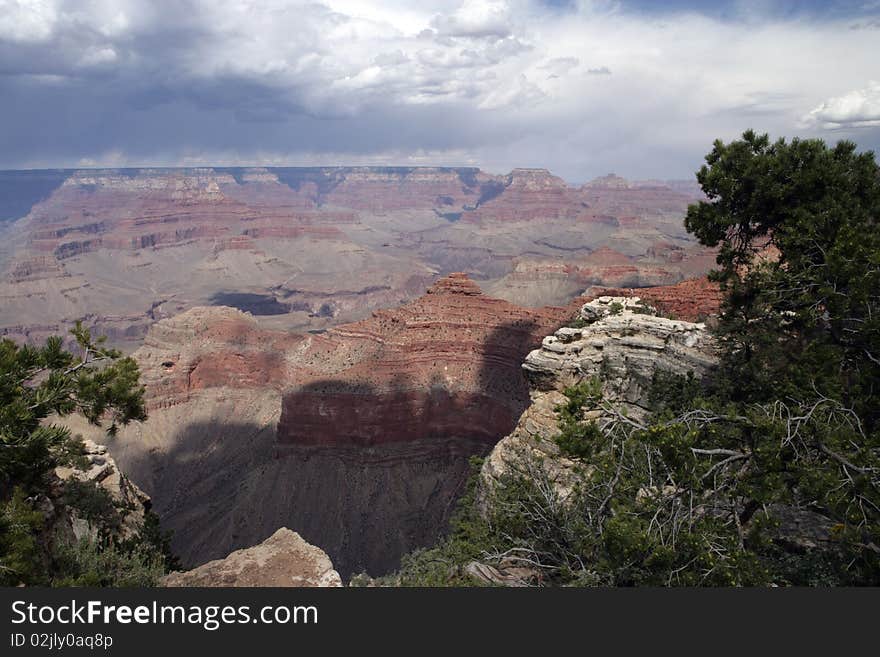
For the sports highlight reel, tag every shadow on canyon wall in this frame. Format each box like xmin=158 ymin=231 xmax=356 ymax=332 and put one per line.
xmin=121 ymin=320 xmax=546 ymax=579
xmin=208 ymin=291 xmax=291 ymax=316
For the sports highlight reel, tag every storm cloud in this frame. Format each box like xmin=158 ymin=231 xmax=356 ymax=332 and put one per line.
xmin=1 ymin=0 xmax=878 ymax=180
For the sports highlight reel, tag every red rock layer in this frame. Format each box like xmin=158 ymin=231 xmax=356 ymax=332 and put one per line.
xmin=277 ymin=273 xmax=580 ymax=448
xmin=11 ymin=167 xmax=709 ymax=268
xmin=134 ymin=274 xmax=580 ymax=444
xmin=115 ymin=274 xmax=719 ymax=577
xmin=18 ymin=171 xmax=355 ymax=260
xmin=462 ymin=169 xmax=585 ymax=223
xmin=586 ymin=277 xmax=722 ymax=321
xmin=135 ymin=307 xmax=306 ymax=410
xmin=283 ymin=390 xmax=515 ymax=447
xmin=2 ymin=167 xmax=717 ymax=355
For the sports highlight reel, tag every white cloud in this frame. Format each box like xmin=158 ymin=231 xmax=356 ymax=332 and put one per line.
xmin=540 ymin=56 xmax=579 ymax=74
xmin=0 ymin=0 xmax=58 ymax=42
xmin=77 ymin=46 xmax=117 ymax=67
xmin=1 ymin=0 xmax=879 ymax=178
xmin=431 ymin=0 xmax=513 ymax=38
xmin=803 ymin=81 xmax=880 ymax=129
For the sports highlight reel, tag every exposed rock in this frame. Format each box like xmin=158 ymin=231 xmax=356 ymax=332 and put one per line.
xmin=483 ymin=294 xmax=718 ymax=492
xmin=0 ymin=166 xmax=713 ymax=350
xmin=484 ymin=250 xmax=717 ymax=308
xmin=162 ymin=528 xmax=342 ymax=587
xmin=277 ymin=272 xmax=579 ymax=450
xmin=49 ymin=439 xmax=151 ymax=545
xmin=481 ymin=389 xmax=582 ymax=505
xmin=523 ymin=296 xmax=717 ymax=411
xmin=583 ymin=173 xmax=632 ymax=189
xmin=586 ymin=276 xmax=722 ymax=322
xmin=62 ymin=274 xmax=582 ymax=578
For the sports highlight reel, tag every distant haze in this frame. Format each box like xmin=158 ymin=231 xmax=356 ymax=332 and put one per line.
xmin=1 ymin=1 xmax=878 ymax=180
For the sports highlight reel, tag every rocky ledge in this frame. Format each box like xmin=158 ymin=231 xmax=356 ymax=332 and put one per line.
xmin=483 ymin=295 xmax=718 ymax=491
xmin=523 ymin=296 xmax=716 ymax=411
xmin=162 ymin=528 xmax=342 ymax=587
xmin=50 ymin=439 xmax=151 ymax=544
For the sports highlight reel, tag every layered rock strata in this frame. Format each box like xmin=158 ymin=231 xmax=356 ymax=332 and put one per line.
xmin=585 ymin=276 xmax=721 ymax=321
xmin=483 ymin=295 xmax=718 ymax=491
xmin=64 ymin=274 xmax=580 ymax=578
xmin=0 ymin=167 xmax=712 ymax=348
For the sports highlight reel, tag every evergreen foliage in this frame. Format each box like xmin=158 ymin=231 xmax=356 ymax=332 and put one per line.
xmin=0 ymin=325 xmax=174 ymax=586
xmin=394 ymin=132 xmax=880 ymax=586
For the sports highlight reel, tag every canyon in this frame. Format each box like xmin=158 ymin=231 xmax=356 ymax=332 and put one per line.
xmin=1 ymin=165 xmax=722 ymax=580
xmin=0 ymin=167 xmax=713 ymax=350
xmin=59 ymin=274 xmax=718 ymax=579
xmin=61 ymin=274 xmax=581 ymax=577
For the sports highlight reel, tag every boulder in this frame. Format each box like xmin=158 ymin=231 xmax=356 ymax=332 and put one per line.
xmin=162 ymin=528 xmax=342 ymax=587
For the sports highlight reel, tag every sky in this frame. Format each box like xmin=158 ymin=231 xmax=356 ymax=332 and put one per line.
xmin=0 ymin=0 xmax=878 ymax=181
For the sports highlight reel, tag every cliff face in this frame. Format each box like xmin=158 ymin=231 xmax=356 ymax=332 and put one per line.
xmin=584 ymin=276 xmax=722 ymax=321
xmin=63 ymin=274 xmax=580 ymax=578
xmin=38 ymin=439 xmax=152 ymax=556
xmin=276 ymin=273 xmax=574 ymax=450
xmin=0 ymin=167 xmax=713 ymax=349
xmin=482 ymin=294 xmax=718 ymax=494
xmin=523 ymin=296 xmax=716 ymax=408
xmin=56 ymin=273 xmax=722 ymax=579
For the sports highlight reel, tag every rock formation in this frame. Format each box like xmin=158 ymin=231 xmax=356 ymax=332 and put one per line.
xmin=55 ymin=271 xmax=723 ymax=579
xmin=162 ymin=528 xmax=342 ymax=587
xmin=0 ymin=167 xmax=713 ymax=349
xmin=61 ymin=274 xmax=582 ymax=578
xmin=585 ymin=276 xmax=721 ymax=321
xmin=276 ymin=272 xmax=577 ymax=451
xmin=523 ymin=296 xmax=717 ymax=407
xmin=33 ymin=439 xmax=152 ymax=553
xmin=482 ymin=294 xmax=718 ymax=492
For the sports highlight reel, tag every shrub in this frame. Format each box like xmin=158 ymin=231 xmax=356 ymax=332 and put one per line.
xmin=52 ymin=538 xmax=166 ymax=587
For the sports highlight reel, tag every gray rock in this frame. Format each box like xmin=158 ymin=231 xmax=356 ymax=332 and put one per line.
xmin=53 ymin=439 xmax=151 ymax=542
xmin=483 ymin=296 xmax=718 ymax=495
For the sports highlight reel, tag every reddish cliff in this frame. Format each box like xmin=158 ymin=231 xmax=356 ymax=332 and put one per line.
xmin=70 ymin=273 xmax=718 ymax=577
xmin=462 ymin=168 xmax=584 ymax=223
xmin=21 ymin=171 xmax=346 ymax=258
xmin=96 ymin=274 xmax=580 ymax=576
xmin=586 ymin=277 xmax=722 ymax=321
xmin=1 ymin=167 xmax=714 ymax=350
xmin=277 ymin=273 xmax=578 ymax=449
xmin=136 ymin=273 xmax=578 ymax=445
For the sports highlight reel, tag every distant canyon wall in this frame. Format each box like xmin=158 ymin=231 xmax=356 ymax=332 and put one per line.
xmin=0 ymin=166 xmax=714 ymax=350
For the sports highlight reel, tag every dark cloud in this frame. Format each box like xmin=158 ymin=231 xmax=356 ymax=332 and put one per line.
xmin=0 ymin=1 xmax=877 ymax=180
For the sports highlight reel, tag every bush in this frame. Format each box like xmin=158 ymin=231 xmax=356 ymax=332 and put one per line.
xmin=52 ymin=538 xmax=166 ymax=587
xmin=0 ymin=326 xmax=178 ymax=587
xmin=61 ymin=480 xmax=122 ymax=534
xmin=394 ymin=132 xmax=880 ymax=586
xmin=554 ymin=380 xmax=603 ymax=461
xmin=0 ymin=488 xmax=47 ymax=586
